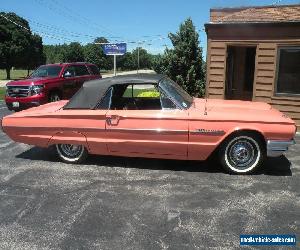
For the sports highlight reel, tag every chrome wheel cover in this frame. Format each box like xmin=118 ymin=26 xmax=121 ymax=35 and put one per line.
xmin=228 ymin=140 xmax=255 ymax=169
xmin=225 ymin=136 xmax=260 ymax=173
xmin=56 ymin=144 xmax=84 ymax=162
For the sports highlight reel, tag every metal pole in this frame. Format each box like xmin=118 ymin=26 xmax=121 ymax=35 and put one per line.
xmin=137 ymin=46 xmax=140 ymax=74
xmin=113 ymin=54 xmax=116 ymax=76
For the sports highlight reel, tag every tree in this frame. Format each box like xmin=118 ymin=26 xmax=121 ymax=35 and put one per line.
xmin=131 ymin=47 xmax=152 ymax=70
xmin=118 ymin=52 xmax=135 ymax=70
xmin=63 ymin=42 xmax=84 ymax=62
xmin=26 ymin=34 xmax=46 ymax=74
xmin=84 ymin=37 xmax=112 ymax=70
xmin=155 ymin=18 xmax=205 ymax=97
xmin=0 ymin=12 xmax=32 ymax=79
xmin=44 ymin=45 xmax=65 ymax=64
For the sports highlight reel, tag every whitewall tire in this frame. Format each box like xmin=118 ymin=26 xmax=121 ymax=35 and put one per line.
xmin=56 ymin=144 xmax=88 ymax=164
xmin=219 ymin=134 xmax=264 ymax=174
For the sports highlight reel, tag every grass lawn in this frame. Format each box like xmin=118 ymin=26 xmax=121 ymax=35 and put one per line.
xmin=123 ymin=87 xmax=159 ymax=98
xmin=0 ymin=87 xmax=5 ymax=100
xmin=0 ymin=69 xmax=31 ymax=80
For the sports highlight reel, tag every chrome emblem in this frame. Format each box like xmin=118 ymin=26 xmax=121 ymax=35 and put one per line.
xmin=191 ymin=129 xmax=225 ymax=135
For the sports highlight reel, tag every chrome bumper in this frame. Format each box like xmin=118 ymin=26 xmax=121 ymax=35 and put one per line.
xmin=267 ymin=139 xmax=296 ymax=157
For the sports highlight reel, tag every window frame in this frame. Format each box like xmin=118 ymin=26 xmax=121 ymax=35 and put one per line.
xmin=275 ymin=46 xmax=300 ymax=97
xmin=74 ymin=64 xmax=90 ymax=77
xmin=62 ymin=66 xmax=76 ymax=78
xmin=97 ymin=83 xmax=179 ymax=110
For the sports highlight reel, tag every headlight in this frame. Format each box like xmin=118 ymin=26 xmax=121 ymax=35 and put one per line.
xmin=30 ymin=85 xmax=44 ymax=96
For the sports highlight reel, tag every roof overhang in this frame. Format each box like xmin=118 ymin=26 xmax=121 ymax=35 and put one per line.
xmin=205 ymin=21 xmax=300 ymax=40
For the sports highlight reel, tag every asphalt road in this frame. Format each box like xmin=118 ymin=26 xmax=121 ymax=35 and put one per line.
xmin=0 ymin=101 xmax=299 ymax=250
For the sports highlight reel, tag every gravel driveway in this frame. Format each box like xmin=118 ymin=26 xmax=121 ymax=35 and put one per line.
xmin=0 ymin=102 xmax=299 ymax=249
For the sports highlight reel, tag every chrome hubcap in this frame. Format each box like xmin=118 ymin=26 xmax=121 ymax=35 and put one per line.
xmin=228 ymin=140 xmax=255 ymax=169
xmin=59 ymin=144 xmax=83 ymax=158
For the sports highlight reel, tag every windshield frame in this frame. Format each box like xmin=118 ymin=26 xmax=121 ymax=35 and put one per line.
xmin=158 ymin=77 xmax=193 ymax=110
xmin=30 ymin=65 xmax=63 ymax=78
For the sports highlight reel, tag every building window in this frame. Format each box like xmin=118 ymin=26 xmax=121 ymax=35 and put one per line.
xmin=276 ymin=47 xmax=300 ymax=96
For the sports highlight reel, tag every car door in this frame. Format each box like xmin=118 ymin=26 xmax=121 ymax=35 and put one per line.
xmin=62 ymin=65 xmax=77 ymax=99
xmin=74 ymin=65 xmax=92 ymax=90
xmin=105 ymin=84 xmax=189 ymax=159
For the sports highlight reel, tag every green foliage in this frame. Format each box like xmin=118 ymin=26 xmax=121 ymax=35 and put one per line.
xmin=63 ymin=42 xmax=84 ymax=62
xmin=137 ymin=91 xmax=160 ymax=98
xmin=0 ymin=69 xmax=31 ymax=80
xmin=117 ymin=48 xmax=153 ymax=71
xmin=0 ymin=12 xmax=45 ymax=78
xmin=26 ymin=34 xmax=46 ymax=71
xmin=0 ymin=87 xmax=5 ymax=100
xmin=154 ymin=18 xmax=205 ymax=97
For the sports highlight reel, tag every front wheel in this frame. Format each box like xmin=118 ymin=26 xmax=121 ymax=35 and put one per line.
xmin=56 ymin=144 xmax=88 ymax=163
xmin=219 ymin=134 xmax=264 ymax=174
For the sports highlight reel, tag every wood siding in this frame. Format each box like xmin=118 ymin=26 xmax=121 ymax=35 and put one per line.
xmin=206 ymin=40 xmax=226 ymax=99
xmin=206 ymin=40 xmax=300 ymax=130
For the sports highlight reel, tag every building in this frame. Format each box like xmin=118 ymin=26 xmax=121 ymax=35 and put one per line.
xmin=205 ymin=4 xmax=300 ymax=130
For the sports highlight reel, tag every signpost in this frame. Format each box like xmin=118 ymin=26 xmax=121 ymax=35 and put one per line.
xmin=102 ymin=43 xmax=127 ymax=76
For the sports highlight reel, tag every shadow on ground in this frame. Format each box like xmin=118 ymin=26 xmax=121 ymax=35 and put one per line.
xmin=16 ymin=146 xmax=292 ymax=176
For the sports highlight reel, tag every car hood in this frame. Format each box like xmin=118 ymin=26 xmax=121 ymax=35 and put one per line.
xmin=193 ymin=98 xmax=272 ymax=111
xmin=6 ymin=77 xmax=59 ymax=86
xmin=191 ymin=98 xmax=294 ymax=124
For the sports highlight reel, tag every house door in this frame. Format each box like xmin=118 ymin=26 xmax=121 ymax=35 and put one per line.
xmin=225 ymin=46 xmax=256 ymax=100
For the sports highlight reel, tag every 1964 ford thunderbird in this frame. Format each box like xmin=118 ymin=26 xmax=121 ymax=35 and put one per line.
xmin=1 ymin=74 xmax=296 ymax=174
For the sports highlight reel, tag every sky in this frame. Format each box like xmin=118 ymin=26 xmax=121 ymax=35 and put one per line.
xmin=1 ymin=0 xmax=300 ymax=57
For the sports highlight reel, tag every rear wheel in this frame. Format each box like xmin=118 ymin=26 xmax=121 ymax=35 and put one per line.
xmin=49 ymin=92 xmax=61 ymax=102
xmin=56 ymin=144 xmax=88 ymax=163
xmin=219 ymin=133 xmax=264 ymax=174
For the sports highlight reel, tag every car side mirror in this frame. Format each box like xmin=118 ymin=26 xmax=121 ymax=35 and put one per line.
xmin=63 ymin=71 xmax=72 ymax=78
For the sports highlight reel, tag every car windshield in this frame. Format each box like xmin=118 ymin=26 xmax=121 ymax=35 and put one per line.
xmin=30 ymin=65 xmax=62 ymax=78
xmin=159 ymin=77 xmax=193 ymax=109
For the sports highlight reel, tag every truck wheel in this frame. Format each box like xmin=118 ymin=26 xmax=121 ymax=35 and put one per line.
xmin=219 ymin=133 xmax=264 ymax=174
xmin=56 ymin=144 xmax=88 ymax=163
xmin=49 ymin=92 xmax=61 ymax=102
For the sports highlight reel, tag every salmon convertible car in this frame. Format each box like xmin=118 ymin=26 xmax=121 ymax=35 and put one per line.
xmin=1 ymin=74 xmax=297 ymax=174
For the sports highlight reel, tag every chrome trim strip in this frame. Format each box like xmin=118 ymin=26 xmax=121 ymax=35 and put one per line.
xmin=4 ymin=126 xmax=188 ymax=134
xmin=267 ymin=139 xmax=296 ymax=157
xmin=107 ymin=128 xmax=188 ymax=134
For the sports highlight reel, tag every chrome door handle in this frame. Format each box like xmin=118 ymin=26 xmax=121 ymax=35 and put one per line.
xmin=106 ymin=115 xmax=120 ymax=125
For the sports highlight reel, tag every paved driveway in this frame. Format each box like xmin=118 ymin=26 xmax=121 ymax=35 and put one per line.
xmin=0 ymin=102 xmax=299 ymax=249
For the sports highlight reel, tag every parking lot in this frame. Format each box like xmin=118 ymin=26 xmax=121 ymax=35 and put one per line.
xmin=0 ymin=100 xmax=299 ymax=249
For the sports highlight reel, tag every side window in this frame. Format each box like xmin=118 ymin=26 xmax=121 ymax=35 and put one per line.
xmin=75 ymin=65 xmax=89 ymax=76
xmin=97 ymin=87 xmax=113 ymax=109
xmin=160 ymin=91 xmax=177 ymax=109
xmin=88 ymin=65 xmax=100 ymax=75
xmin=63 ymin=66 xmax=75 ymax=77
xmin=122 ymin=84 xmax=160 ymax=98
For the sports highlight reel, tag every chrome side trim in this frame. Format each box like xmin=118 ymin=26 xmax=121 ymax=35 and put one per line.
xmin=267 ymin=139 xmax=296 ymax=157
xmin=107 ymin=128 xmax=188 ymax=134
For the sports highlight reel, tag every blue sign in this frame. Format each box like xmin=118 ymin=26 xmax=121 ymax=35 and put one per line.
xmin=103 ymin=43 xmax=127 ymax=55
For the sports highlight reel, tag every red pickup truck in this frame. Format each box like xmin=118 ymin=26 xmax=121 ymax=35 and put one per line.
xmin=5 ymin=62 xmax=102 ymax=111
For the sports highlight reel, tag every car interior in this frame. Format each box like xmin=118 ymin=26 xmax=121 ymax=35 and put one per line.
xmin=96 ymin=83 xmax=177 ymax=110
xmin=110 ymin=84 xmax=162 ymax=110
